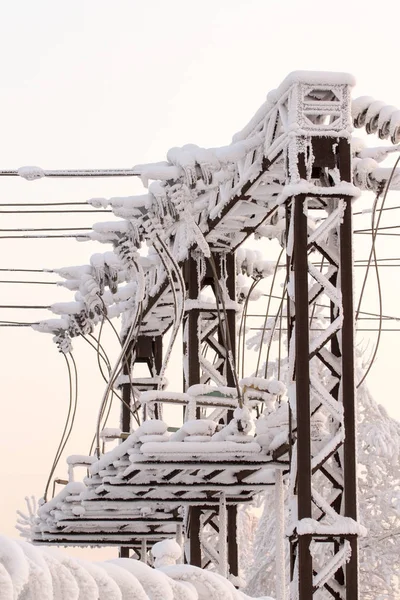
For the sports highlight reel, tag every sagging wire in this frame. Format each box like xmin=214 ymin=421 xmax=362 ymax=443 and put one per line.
xmin=255 ymin=248 xmax=285 ymax=377
xmin=276 ymin=279 xmax=287 ymax=382
xmin=154 ymin=234 xmax=186 ymax=389
xmin=43 ymin=351 xmax=78 ymax=501
xmin=100 ymin=302 xmax=142 ymax=428
xmin=94 ymin=301 xmax=143 ymax=456
xmin=93 ymin=312 xmax=115 ymax=441
xmin=207 ymin=252 xmax=243 ymax=408
xmin=356 ymin=160 xmax=400 ymax=388
xmin=264 ymin=277 xmax=287 ymax=381
xmin=183 ymin=216 xmax=243 ymax=406
xmin=80 ymin=332 xmax=135 ymax=456
xmin=94 ymin=255 xmax=145 ymax=457
xmin=238 ymin=277 xmax=261 ymax=379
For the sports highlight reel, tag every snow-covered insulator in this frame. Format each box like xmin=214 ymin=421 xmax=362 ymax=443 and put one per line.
xmin=53 ymin=332 xmax=73 ymax=354
xmin=168 ymin=183 xmax=192 ymax=213
xmin=167 ymin=146 xmax=197 ymax=188
xmin=90 ymin=253 xmax=106 ymax=295
xmin=143 ymin=210 xmax=165 ymax=241
xmin=103 ymin=251 xmax=122 ymax=294
xmin=378 ymin=105 xmax=399 ymax=140
xmin=115 ymin=235 xmax=140 ymax=276
xmin=352 ymin=96 xmax=400 ymax=143
xmin=353 ymin=157 xmax=378 ymax=191
xmin=69 ymin=310 xmax=94 ymax=337
xmin=79 ymin=274 xmax=103 ymax=319
xmin=352 ymin=96 xmax=375 ymax=128
xmin=182 ymin=144 xmax=221 ymax=185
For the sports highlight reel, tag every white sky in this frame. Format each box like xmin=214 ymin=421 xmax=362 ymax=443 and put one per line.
xmin=0 ymin=0 xmax=399 ymax=557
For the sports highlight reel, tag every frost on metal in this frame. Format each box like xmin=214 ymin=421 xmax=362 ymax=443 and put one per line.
xmin=14 ymin=71 xmax=400 ymax=600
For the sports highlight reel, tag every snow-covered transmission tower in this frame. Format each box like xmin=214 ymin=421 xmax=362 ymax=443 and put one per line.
xmin=12 ymin=71 xmax=400 ymax=599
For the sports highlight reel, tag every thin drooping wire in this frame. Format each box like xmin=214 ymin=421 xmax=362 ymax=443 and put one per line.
xmin=154 ymin=234 xmax=186 ymax=389
xmin=264 ymin=277 xmax=287 ymax=380
xmin=355 ymin=156 xmax=400 ymax=387
xmin=186 ymin=217 xmax=243 ymax=405
xmin=43 ymin=352 xmax=78 ymax=501
xmin=95 ymin=310 xmax=142 ymax=456
xmin=277 ymin=282 xmax=285 ymax=381
xmin=238 ymin=278 xmax=261 ymax=379
xmin=99 ymin=298 xmax=141 ymax=428
xmin=207 ymin=252 xmax=243 ymax=407
xmin=95 ymin=256 xmax=145 ymax=457
xmin=95 ymin=313 xmax=115 ymax=432
xmin=255 ymin=247 xmax=284 ymax=377
xmin=357 ymin=216 xmax=389 ymax=379
xmin=81 ymin=332 xmax=135 ymax=456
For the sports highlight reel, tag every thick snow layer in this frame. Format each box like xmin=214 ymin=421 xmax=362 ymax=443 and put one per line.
xmin=182 ymin=420 xmax=217 ymax=436
xmin=3 ymin=536 xmax=268 ymax=600
xmin=140 ymin=441 xmax=262 ymax=455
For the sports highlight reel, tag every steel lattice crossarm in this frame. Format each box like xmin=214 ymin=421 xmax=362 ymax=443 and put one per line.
xmin=22 ymin=392 xmax=288 ymax=547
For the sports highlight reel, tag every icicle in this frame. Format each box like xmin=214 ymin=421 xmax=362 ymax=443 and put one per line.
xmin=219 ymin=492 xmax=228 ymax=578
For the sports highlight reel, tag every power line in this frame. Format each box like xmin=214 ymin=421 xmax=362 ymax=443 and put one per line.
xmin=0 ymin=268 xmax=49 ymax=273
xmin=0 ymin=321 xmax=38 ymax=326
xmin=0 ymin=280 xmax=58 ymax=285
xmin=353 ymin=205 xmax=400 ymax=216
xmin=0 ymin=168 xmax=141 ymax=178
xmin=259 ymin=293 xmax=400 ymax=322
xmin=354 ymin=225 xmax=400 ymax=233
xmin=0 ymin=227 xmax=93 ymax=232
xmin=0 ymin=234 xmax=90 ymax=239
xmin=0 ymin=209 xmax=112 ymax=214
xmin=0 ymin=304 xmax=50 ymax=309
xmin=355 ymin=232 xmax=400 ymax=236
xmin=0 ymin=201 xmax=101 ymax=206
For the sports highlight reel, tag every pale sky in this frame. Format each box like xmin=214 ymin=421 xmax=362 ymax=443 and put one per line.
xmin=1 ymin=0 xmax=399 ymax=556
